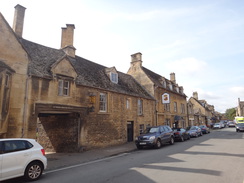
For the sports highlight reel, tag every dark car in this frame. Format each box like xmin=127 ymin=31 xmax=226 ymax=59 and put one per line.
xmin=135 ymin=125 xmax=175 ymax=149
xmin=186 ymin=126 xmax=202 ymax=137
xmin=199 ymin=125 xmax=210 ymax=134
xmin=236 ymin=123 xmax=244 ymax=132
xmin=172 ymin=128 xmax=190 ymax=142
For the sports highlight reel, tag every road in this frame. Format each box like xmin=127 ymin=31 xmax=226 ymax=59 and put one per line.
xmin=3 ymin=127 xmax=244 ymax=183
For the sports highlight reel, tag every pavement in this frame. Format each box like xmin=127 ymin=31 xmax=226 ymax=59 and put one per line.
xmin=45 ymin=142 xmax=137 ymax=171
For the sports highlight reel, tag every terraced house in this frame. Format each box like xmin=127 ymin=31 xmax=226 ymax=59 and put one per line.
xmin=127 ymin=52 xmax=188 ymax=128
xmin=0 ymin=5 xmax=156 ymax=152
xmin=187 ymin=92 xmax=215 ymax=126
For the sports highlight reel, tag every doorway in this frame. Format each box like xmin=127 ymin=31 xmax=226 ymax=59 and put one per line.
xmin=127 ymin=121 xmax=134 ymax=142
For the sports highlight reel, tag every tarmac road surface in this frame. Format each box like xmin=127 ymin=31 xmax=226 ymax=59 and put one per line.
xmin=3 ymin=127 xmax=244 ymax=183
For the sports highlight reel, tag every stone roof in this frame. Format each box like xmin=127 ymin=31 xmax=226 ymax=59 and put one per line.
xmin=19 ymin=39 xmax=154 ymax=100
xmin=142 ymin=66 xmax=186 ymax=97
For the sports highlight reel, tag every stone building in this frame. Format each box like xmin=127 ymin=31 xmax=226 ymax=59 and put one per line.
xmin=0 ymin=5 xmax=156 ymax=152
xmin=187 ymin=92 xmax=215 ymax=126
xmin=236 ymin=98 xmax=244 ymax=116
xmin=127 ymin=52 xmax=188 ymax=128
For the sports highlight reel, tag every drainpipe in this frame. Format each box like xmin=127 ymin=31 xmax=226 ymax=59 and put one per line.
xmin=22 ymin=75 xmax=30 ymax=137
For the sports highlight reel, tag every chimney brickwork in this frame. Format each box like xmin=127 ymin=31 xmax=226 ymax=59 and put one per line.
xmin=12 ymin=4 xmax=26 ymax=37
xmin=61 ymin=24 xmax=76 ymax=57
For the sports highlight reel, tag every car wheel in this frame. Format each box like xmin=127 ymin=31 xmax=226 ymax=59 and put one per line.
xmin=236 ymin=129 xmax=239 ymax=132
xmin=136 ymin=145 xmax=143 ymax=150
xmin=180 ymin=135 xmax=184 ymax=142
xmin=24 ymin=161 xmax=43 ymax=181
xmin=169 ymin=136 xmax=174 ymax=145
xmin=154 ymin=139 xmax=161 ymax=149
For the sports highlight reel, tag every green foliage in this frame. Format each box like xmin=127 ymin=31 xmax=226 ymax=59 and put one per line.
xmin=225 ymin=108 xmax=236 ymax=120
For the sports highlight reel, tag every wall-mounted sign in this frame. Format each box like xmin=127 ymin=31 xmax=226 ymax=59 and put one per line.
xmin=162 ymin=93 xmax=170 ymax=104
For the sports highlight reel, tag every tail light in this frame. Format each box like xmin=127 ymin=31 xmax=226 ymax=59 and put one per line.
xmin=41 ymin=149 xmax=46 ymax=156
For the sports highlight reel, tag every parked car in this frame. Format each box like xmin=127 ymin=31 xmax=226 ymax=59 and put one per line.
xmin=135 ymin=125 xmax=175 ymax=149
xmin=0 ymin=138 xmax=47 ymax=181
xmin=227 ymin=121 xmax=235 ymax=127
xmin=185 ymin=126 xmax=202 ymax=137
xmin=213 ymin=123 xmax=221 ymax=129
xmin=199 ymin=125 xmax=210 ymax=134
xmin=236 ymin=123 xmax=244 ymax=132
xmin=172 ymin=128 xmax=190 ymax=142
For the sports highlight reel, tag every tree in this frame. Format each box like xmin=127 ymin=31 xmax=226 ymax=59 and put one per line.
xmin=225 ymin=108 xmax=236 ymax=120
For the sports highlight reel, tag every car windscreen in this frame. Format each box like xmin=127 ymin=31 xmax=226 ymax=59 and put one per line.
xmin=146 ymin=127 xmax=159 ymax=133
xmin=237 ymin=123 xmax=244 ymax=127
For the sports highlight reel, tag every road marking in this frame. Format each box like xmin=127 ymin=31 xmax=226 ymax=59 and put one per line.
xmin=44 ymin=153 xmax=129 ymax=174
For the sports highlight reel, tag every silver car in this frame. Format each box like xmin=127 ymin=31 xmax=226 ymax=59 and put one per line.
xmin=0 ymin=138 xmax=47 ymax=181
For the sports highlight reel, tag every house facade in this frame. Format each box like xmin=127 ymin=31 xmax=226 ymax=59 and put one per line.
xmin=188 ymin=92 xmax=215 ymax=126
xmin=236 ymin=98 xmax=244 ymax=117
xmin=0 ymin=5 xmax=156 ymax=152
xmin=127 ymin=52 xmax=188 ymax=128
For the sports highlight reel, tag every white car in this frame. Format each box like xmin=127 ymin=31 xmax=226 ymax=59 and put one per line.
xmin=213 ymin=123 xmax=221 ymax=129
xmin=0 ymin=138 xmax=47 ymax=181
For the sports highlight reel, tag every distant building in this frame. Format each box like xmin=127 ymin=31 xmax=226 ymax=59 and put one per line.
xmin=187 ymin=92 xmax=215 ymax=126
xmin=237 ymin=98 xmax=244 ymax=116
xmin=128 ymin=52 xmax=188 ymax=128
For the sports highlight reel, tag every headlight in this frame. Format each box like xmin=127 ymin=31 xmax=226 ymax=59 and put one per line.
xmin=149 ymin=136 xmax=155 ymax=140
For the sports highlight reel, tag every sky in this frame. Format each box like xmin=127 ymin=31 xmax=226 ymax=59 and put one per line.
xmin=1 ymin=0 xmax=244 ymax=113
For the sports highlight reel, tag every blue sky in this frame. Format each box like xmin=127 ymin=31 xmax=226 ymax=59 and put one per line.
xmin=1 ymin=0 xmax=244 ymax=113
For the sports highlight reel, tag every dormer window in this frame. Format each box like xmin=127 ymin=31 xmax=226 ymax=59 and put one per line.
xmin=110 ymin=72 xmax=118 ymax=84
xmin=176 ymin=87 xmax=179 ymax=93
xmin=58 ymin=79 xmax=70 ymax=96
xmin=169 ymin=83 xmax=173 ymax=90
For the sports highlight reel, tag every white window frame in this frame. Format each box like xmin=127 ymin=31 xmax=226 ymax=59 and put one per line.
xmin=138 ymin=99 xmax=143 ymax=115
xmin=126 ymin=98 xmax=130 ymax=109
xmin=110 ymin=72 xmax=118 ymax=84
xmin=174 ymin=102 xmax=177 ymax=112
xmin=99 ymin=93 xmax=107 ymax=112
xmin=58 ymin=79 xmax=70 ymax=96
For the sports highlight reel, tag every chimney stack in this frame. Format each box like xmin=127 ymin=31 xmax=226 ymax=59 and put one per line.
xmin=61 ymin=24 xmax=76 ymax=57
xmin=12 ymin=4 xmax=26 ymax=37
xmin=170 ymin=72 xmax=176 ymax=83
xmin=130 ymin=52 xmax=142 ymax=68
xmin=193 ymin=92 xmax=198 ymax=100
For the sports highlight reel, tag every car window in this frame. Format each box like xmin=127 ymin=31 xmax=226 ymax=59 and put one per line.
xmin=3 ymin=140 xmax=33 ymax=154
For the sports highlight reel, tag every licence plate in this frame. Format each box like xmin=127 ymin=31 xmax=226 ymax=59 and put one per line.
xmin=140 ymin=142 xmax=146 ymax=145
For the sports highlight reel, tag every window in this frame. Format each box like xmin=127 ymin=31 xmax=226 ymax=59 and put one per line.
xmin=58 ymin=79 xmax=70 ymax=96
xmin=3 ymin=140 xmax=33 ymax=153
xmin=164 ymin=103 xmax=170 ymax=112
xmin=165 ymin=118 xmax=170 ymax=126
xmin=126 ymin=98 xmax=131 ymax=109
xmin=110 ymin=72 xmax=118 ymax=84
xmin=99 ymin=93 xmax=107 ymax=112
xmin=138 ymin=99 xmax=143 ymax=115
xmin=181 ymin=104 xmax=185 ymax=114
xmin=5 ymin=74 xmax=9 ymax=87
xmin=174 ymin=102 xmax=177 ymax=112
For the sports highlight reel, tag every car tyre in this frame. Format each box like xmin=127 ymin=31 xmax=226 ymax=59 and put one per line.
xmin=24 ymin=161 xmax=43 ymax=181
xmin=169 ymin=136 xmax=174 ymax=145
xmin=154 ymin=139 xmax=162 ymax=149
